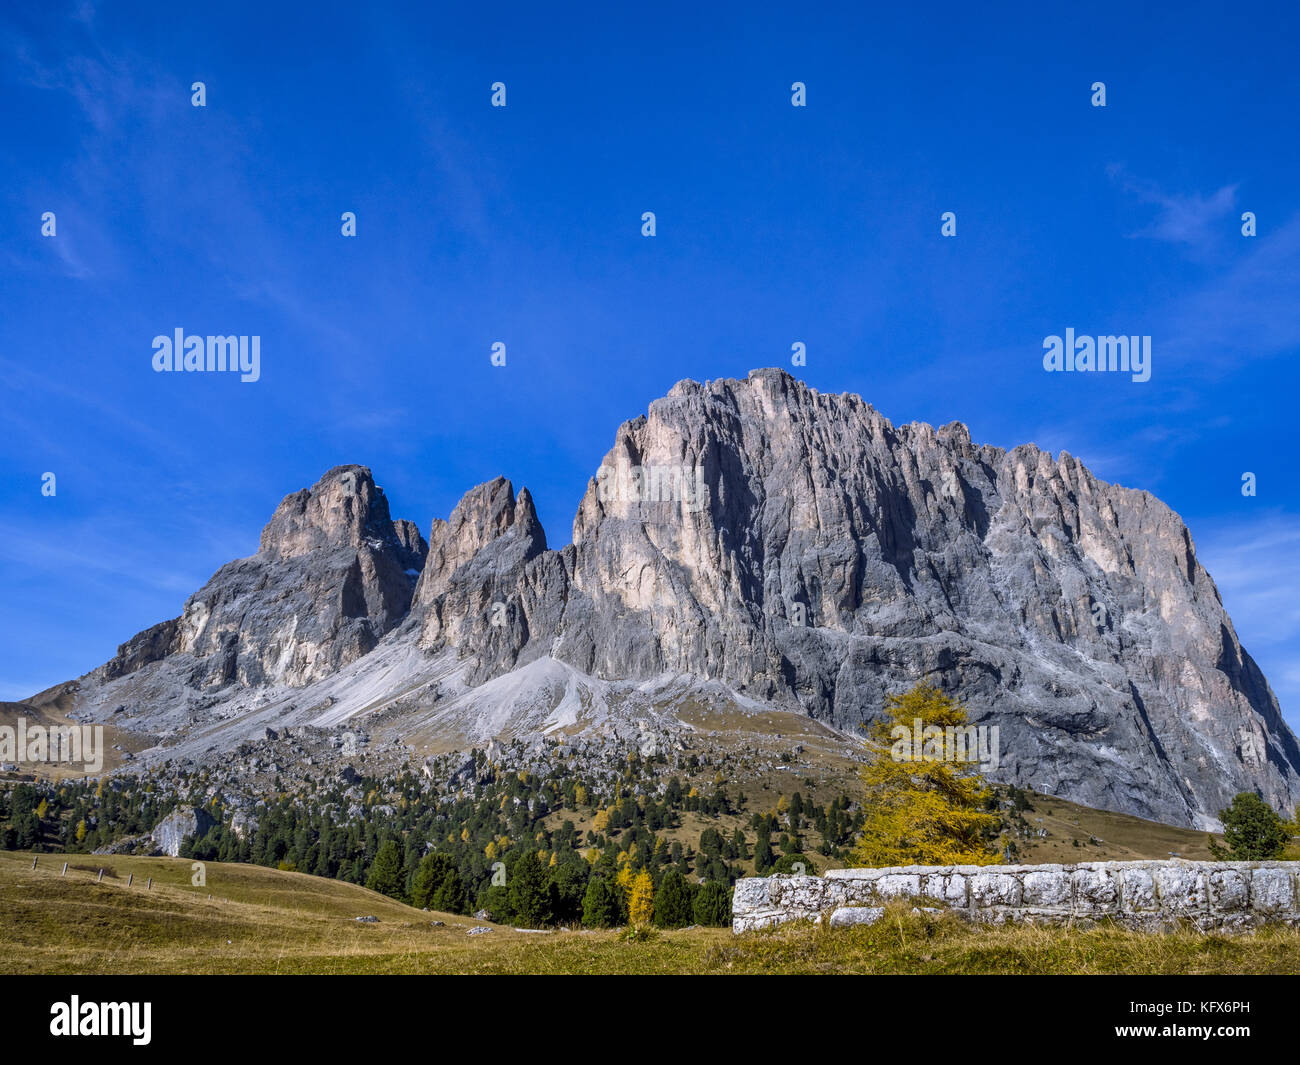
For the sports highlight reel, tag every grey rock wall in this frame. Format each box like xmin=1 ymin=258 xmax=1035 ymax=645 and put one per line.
xmin=101 ymin=465 xmax=427 ymax=692
xmin=411 ymin=370 xmax=1300 ymax=827
xmin=37 ymin=370 xmax=1300 ymax=830
xmin=732 ymin=861 xmax=1300 ymax=933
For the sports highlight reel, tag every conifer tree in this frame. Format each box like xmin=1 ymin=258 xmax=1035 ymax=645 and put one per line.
xmin=850 ymin=682 xmax=1000 ymax=867
xmin=753 ymin=821 xmax=774 ymax=873
xmin=652 ymin=869 xmax=695 ymax=927
xmin=581 ymin=876 xmax=621 ymax=927
xmin=1208 ymin=793 xmax=1288 ymax=860
xmin=693 ymin=881 xmax=732 ymax=927
xmin=365 ymin=839 xmax=405 ymax=900
xmin=508 ymin=848 xmax=555 ymax=927
xmin=628 ymin=868 xmax=655 ymax=926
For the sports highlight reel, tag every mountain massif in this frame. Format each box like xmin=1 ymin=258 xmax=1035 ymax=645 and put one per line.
xmin=28 ymin=369 xmax=1300 ymax=829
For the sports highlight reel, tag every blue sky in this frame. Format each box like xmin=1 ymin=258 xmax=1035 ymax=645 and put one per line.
xmin=3 ymin=1 xmax=1299 ymax=726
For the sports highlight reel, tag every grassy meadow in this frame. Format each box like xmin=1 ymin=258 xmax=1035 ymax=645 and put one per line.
xmin=2 ymin=850 xmax=1297 ymax=975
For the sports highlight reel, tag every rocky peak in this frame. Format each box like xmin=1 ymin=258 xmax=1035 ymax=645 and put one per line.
xmin=442 ymin=369 xmax=1300 ymax=827
xmin=412 ymin=479 xmax=550 ymax=666
xmin=414 ymin=478 xmax=545 ymax=605
xmin=89 ymin=464 xmax=429 ymax=692
xmin=43 ymin=370 xmax=1300 ymax=829
xmin=391 ymin=519 xmax=427 ymax=572
xmin=259 ymin=465 xmax=423 ymax=564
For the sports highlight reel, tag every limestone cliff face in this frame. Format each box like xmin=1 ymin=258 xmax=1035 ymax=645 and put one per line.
xmin=98 ymin=465 xmax=427 ymax=690
xmin=411 ymin=370 xmax=1300 ymax=826
xmin=50 ymin=371 xmax=1300 ymax=828
xmin=411 ymin=476 xmax=552 ymax=682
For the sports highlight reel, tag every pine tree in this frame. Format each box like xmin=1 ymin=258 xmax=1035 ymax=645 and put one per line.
xmin=546 ymin=860 xmax=588 ymax=924
xmin=693 ymin=881 xmax=732 ymax=927
xmin=1209 ymin=793 xmax=1288 ymax=860
xmin=772 ymin=852 xmax=816 ymax=875
xmin=508 ymin=848 xmax=555 ymax=927
xmin=753 ymin=822 xmax=774 ymax=873
xmin=430 ymin=868 xmax=468 ymax=914
xmin=652 ymin=869 xmax=695 ymax=928
xmin=411 ymin=852 xmax=460 ymax=910
xmin=581 ymin=876 xmax=621 ymax=928
xmin=365 ymin=839 xmax=405 ymax=900
xmin=730 ymin=827 xmax=749 ymax=861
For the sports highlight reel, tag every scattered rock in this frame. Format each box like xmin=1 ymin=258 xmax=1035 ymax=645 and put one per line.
xmin=829 ymin=906 xmax=886 ymax=928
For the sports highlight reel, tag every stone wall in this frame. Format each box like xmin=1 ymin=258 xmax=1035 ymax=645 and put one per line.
xmin=731 ymin=860 xmax=1300 ymax=933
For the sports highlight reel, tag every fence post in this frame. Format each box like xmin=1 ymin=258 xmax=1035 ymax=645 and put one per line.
xmin=97 ymin=869 xmax=104 ymax=882
xmin=31 ymin=856 xmax=37 ymax=869
xmin=127 ymin=874 xmax=133 ymax=887
xmin=147 ymin=878 xmax=152 ymax=890
xmin=61 ymin=862 xmax=68 ymax=875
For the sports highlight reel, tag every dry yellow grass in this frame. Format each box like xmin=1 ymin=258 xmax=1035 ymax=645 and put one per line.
xmin=4 ymin=851 xmax=1298 ymax=974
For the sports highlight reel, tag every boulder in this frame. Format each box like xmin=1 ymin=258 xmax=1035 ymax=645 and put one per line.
xmin=150 ymin=806 xmax=216 ymax=857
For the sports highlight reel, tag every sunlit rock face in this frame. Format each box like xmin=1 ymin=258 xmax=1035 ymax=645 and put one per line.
xmin=417 ymin=369 xmax=1300 ymax=828
xmin=50 ymin=371 xmax=1300 ymax=829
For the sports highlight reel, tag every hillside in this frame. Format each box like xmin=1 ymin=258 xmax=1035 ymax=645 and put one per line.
xmin=2 ymin=851 xmax=1296 ymax=975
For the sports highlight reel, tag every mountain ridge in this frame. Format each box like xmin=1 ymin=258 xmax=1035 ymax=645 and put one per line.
xmin=28 ymin=369 xmax=1300 ymax=830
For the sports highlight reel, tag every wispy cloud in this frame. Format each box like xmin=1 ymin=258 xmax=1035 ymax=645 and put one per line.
xmin=1 ymin=4 xmax=174 ymax=281
xmin=0 ymin=354 xmax=175 ymax=452
xmin=2 ymin=4 xmax=360 ymax=350
xmin=1161 ymin=212 xmax=1300 ymax=371
xmin=1108 ymin=164 xmax=1239 ymax=252
xmin=0 ymin=514 xmax=232 ymax=599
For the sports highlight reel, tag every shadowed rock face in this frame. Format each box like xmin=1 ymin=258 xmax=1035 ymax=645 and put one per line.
xmin=412 ymin=370 xmax=1300 ymax=827
xmin=97 ymin=465 xmax=427 ymax=690
xmin=44 ymin=371 xmax=1300 ymax=828
xmin=411 ymin=477 xmax=551 ymax=683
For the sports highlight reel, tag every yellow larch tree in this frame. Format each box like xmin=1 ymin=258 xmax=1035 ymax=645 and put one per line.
xmin=628 ymin=869 xmax=655 ymax=926
xmin=850 ymin=682 xmax=1001 ymax=867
